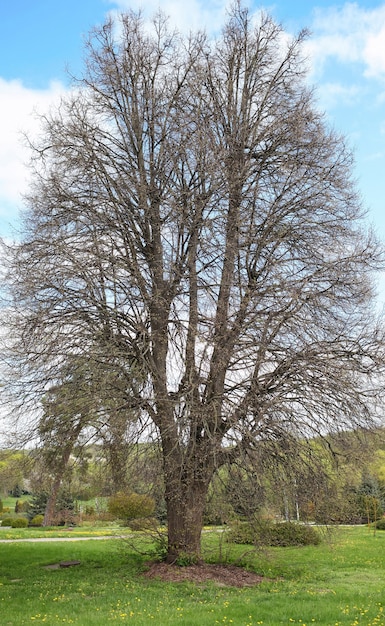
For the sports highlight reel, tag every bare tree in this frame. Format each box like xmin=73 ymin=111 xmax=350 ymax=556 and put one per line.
xmin=3 ymin=6 xmax=385 ymax=561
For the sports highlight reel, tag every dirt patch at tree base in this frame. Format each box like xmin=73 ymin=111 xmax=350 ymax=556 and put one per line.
xmin=143 ymin=562 xmax=265 ymax=587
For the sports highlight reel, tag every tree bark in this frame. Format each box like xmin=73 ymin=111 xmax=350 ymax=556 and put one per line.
xmin=161 ymin=431 xmax=216 ymax=561
xmin=43 ymin=444 xmax=73 ymax=526
xmin=43 ymin=474 xmax=62 ymax=526
xmin=165 ymin=477 xmax=210 ymax=563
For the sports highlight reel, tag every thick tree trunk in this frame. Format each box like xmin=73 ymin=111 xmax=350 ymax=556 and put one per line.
xmin=162 ymin=437 xmax=215 ymax=563
xmin=165 ymin=480 xmax=209 ymax=563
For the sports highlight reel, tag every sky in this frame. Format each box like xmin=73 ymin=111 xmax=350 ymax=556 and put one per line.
xmin=1 ymin=0 xmax=385 ymax=297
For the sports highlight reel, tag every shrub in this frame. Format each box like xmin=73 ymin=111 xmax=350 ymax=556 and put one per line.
xmin=374 ymin=518 xmax=385 ymax=530
xmin=225 ymin=520 xmax=256 ymax=545
xmin=108 ymin=491 xmax=155 ymax=524
xmin=0 ymin=498 xmax=3 ymax=513
xmin=15 ymin=500 xmax=30 ymax=513
xmin=29 ymin=514 xmax=44 ymax=527
xmin=2 ymin=514 xmax=31 ymax=528
xmin=268 ymin=522 xmax=321 ymax=546
xmin=10 ymin=517 xmax=29 ymax=528
xmin=226 ymin=520 xmax=321 ymax=547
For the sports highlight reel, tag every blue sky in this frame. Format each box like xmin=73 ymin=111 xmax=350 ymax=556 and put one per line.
xmin=1 ymin=0 xmax=385 ymax=296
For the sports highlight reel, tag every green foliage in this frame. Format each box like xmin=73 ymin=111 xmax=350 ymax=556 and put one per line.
xmin=226 ymin=520 xmax=321 ymax=547
xmin=9 ymin=484 xmax=24 ymax=498
xmin=0 ymin=498 xmax=2 ymax=513
xmin=29 ymin=514 xmax=44 ymax=527
xmin=27 ymin=489 xmax=76 ymax=524
xmin=268 ymin=522 xmax=321 ymax=546
xmin=107 ymin=491 xmax=155 ymax=524
xmin=10 ymin=517 xmax=29 ymax=528
xmin=374 ymin=517 xmax=385 ymax=530
xmin=1 ymin=517 xmax=28 ymax=528
xmin=56 ymin=490 xmax=75 ymax=511
xmin=15 ymin=499 xmax=30 ymax=513
xmin=225 ymin=520 xmax=255 ymax=544
xmin=27 ymin=491 xmax=49 ymax=520
xmin=357 ymin=494 xmax=383 ymax=523
xmin=151 ymin=534 xmax=168 ymax=562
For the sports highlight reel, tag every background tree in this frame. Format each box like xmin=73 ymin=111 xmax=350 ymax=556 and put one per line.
xmin=37 ymin=354 xmax=144 ymax=523
xmin=2 ymin=6 xmax=385 ymax=562
xmin=0 ymin=450 xmax=31 ymax=497
xmin=37 ymin=358 xmax=96 ymax=525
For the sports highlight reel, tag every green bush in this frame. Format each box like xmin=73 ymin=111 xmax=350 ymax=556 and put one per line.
xmin=226 ymin=520 xmax=321 ymax=547
xmin=374 ymin=518 xmax=385 ymax=530
xmin=15 ymin=500 xmax=30 ymax=513
xmin=29 ymin=514 xmax=44 ymax=527
xmin=1 ymin=517 xmax=29 ymax=528
xmin=108 ymin=491 xmax=155 ymax=524
xmin=268 ymin=522 xmax=321 ymax=546
xmin=10 ymin=517 xmax=28 ymax=528
xmin=0 ymin=498 xmax=3 ymax=513
xmin=225 ymin=520 xmax=256 ymax=544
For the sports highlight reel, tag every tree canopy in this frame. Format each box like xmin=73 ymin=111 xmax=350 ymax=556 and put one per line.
xmin=2 ymin=5 xmax=385 ymax=561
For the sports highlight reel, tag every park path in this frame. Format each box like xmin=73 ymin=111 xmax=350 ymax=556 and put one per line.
xmin=0 ymin=535 xmax=117 ymax=543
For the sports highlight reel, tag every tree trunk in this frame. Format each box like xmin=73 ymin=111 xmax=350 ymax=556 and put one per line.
xmin=43 ymin=474 xmax=62 ymax=526
xmin=161 ymin=431 xmax=215 ymax=563
xmin=43 ymin=444 xmax=74 ymax=526
xmin=165 ymin=480 xmax=209 ymax=563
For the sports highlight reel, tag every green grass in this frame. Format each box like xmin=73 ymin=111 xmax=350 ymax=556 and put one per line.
xmin=1 ymin=495 xmax=25 ymax=511
xmin=0 ymin=526 xmax=384 ymax=625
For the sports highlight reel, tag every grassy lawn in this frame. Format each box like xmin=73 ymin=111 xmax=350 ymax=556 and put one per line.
xmin=0 ymin=526 xmax=384 ymax=625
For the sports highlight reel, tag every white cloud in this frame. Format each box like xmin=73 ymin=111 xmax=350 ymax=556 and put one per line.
xmin=108 ymin=0 xmax=229 ymax=34
xmin=315 ymin=82 xmax=361 ymax=111
xmin=305 ymin=2 xmax=385 ymax=81
xmin=0 ymin=78 xmax=67 ymax=218
xmin=364 ymin=22 xmax=385 ymax=78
